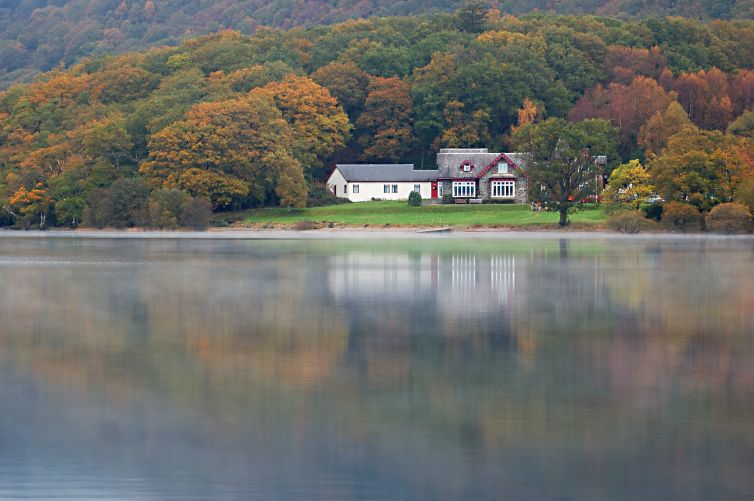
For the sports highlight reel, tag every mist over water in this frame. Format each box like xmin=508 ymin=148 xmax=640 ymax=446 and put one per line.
xmin=0 ymin=235 xmax=752 ymax=500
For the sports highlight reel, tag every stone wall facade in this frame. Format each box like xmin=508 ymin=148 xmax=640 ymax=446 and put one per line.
xmin=440 ymin=175 xmax=528 ymax=203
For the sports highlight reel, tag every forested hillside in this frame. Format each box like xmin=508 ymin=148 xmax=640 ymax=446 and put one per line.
xmin=1 ymin=11 xmax=753 ymax=228
xmin=1 ymin=0 xmax=754 ymax=88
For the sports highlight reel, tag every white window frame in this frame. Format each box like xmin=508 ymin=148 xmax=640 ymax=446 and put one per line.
xmin=497 ymin=162 xmax=509 ymax=174
xmin=452 ymin=181 xmax=476 ymax=198
xmin=392 ymin=184 xmax=398 ymax=193
xmin=384 ymin=184 xmax=390 ymax=194
xmin=491 ymin=180 xmax=515 ymax=198
xmin=438 ymin=183 xmax=443 ymax=197
xmin=414 ymin=184 xmax=421 ymax=194
xmin=353 ymin=184 xmax=359 ymax=194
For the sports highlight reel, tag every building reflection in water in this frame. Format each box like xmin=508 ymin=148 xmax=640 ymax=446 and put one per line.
xmin=0 ymin=237 xmax=752 ymax=500
xmin=329 ymin=251 xmax=521 ymax=316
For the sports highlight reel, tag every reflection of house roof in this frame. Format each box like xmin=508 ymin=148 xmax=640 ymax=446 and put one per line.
xmin=437 ymin=149 xmax=529 ymax=179
xmin=335 ymin=164 xmax=439 ymax=182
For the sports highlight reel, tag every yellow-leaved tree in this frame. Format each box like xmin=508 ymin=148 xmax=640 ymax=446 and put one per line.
xmin=601 ymin=160 xmax=655 ymax=209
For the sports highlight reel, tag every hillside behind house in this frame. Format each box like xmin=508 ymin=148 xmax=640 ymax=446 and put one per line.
xmin=1 ymin=0 xmax=754 ymax=88
xmin=0 ymin=9 xmax=753 ymax=229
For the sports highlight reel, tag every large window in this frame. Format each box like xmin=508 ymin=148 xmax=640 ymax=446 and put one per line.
xmin=452 ymin=181 xmax=476 ymax=198
xmin=491 ymin=180 xmax=515 ymax=198
xmin=353 ymin=184 xmax=359 ymax=194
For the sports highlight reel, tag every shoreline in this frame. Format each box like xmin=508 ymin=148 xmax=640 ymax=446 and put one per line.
xmin=1 ymin=227 xmax=752 ymax=240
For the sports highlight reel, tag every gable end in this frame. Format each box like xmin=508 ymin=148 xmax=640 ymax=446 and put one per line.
xmin=476 ymin=153 xmax=528 ymax=180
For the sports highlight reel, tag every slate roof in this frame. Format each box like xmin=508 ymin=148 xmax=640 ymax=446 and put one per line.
xmin=502 ymin=153 xmax=530 ymax=169
xmin=335 ymin=164 xmax=439 ymax=182
xmin=436 ymin=149 xmax=529 ymax=179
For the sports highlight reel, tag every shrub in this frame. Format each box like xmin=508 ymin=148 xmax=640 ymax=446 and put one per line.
xmin=0 ymin=212 xmax=13 ymax=227
xmin=408 ymin=191 xmax=422 ymax=206
xmin=148 ymin=188 xmax=190 ymax=229
xmin=82 ymin=178 xmax=150 ymax=228
xmin=180 ymin=197 xmax=213 ymax=230
xmin=705 ymin=203 xmax=753 ymax=234
xmin=442 ymin=193 xmax=454 ymax=205
xmin=661 ymin=201 xmax=703 ymax=232
xmin=307 ymin=183 xmax=350 ymax=207
xmin=607 ymin=211 xmax=650 ymax=234
xmin=641 ymin=202 xmax=664 ymax=221
xmin=106 ymin=178 xmax=150 ymax=228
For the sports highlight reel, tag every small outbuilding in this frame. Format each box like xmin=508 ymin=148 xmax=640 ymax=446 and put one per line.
xmin=327 ymin=164 xmax=439 ymax=202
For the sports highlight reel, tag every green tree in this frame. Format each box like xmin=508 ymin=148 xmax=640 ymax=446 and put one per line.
xmin=457 ymin=0 xmax=488 ymax=34
xmin=728 ymin=110 xmax=754 ymax=138
xmin=311 ymin=61 xmax=371 ymax=118
xmin=734 ymin=176 xmax=754 ymax=212
xmin=513 ymin=117 xmax=617 ymax=226
xmin=77 ymin=113 xmax=135 ymax=171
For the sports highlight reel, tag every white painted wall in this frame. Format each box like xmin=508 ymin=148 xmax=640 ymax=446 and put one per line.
xmin=326 ymin=168 xmax=348 ymax=198
xmin=326 ymin=169 xmax=435 ymax=202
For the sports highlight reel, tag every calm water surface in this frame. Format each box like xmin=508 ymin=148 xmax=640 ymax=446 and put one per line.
xmin=0 ymin=234 xmax=752 ymax=500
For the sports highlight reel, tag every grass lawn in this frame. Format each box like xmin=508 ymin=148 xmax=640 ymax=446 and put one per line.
xmin=239 ymin=201 xmax=608 ymax=227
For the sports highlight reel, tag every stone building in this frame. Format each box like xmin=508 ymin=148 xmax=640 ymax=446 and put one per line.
xmin=436 ymin=148 xmax=529 ymax=203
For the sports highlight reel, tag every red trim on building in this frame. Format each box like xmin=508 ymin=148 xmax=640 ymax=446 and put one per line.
xmin=475 ymin=153 xmax=528 ymax=180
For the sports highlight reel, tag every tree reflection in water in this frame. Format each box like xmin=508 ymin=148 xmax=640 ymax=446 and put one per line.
xmin=0 ymin=236 xmax=752 ymax=500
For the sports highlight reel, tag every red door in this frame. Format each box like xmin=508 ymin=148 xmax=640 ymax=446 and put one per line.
xmin=431 ymin=182 xmax=438 ymax=198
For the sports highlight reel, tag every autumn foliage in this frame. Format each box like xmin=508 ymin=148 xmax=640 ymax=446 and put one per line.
xmin=0 ymin=10 xmax=753 ymax=228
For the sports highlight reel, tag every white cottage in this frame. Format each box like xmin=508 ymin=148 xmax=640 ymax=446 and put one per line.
xmin=326 ymin=164 xmax=439 ymax=202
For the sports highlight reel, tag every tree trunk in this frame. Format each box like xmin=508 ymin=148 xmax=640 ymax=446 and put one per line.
xmin=559 ymin=209 xmax=569 ymax=226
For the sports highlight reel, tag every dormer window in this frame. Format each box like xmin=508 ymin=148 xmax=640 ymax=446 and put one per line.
xmin=460 ymin=160 xmax=474 ymax=173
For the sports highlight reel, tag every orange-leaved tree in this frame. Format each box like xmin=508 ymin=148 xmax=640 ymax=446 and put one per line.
xmin=569 ymin=76 xmax=676 ymax=153
xmin=433 ymin=101 xmax=492 ymax=150
xmin=649 ymin=128 xmax=754 ymax=210
xmin=638 ymin=101 xmax=696 ymax=157
xmin=251 ymin=75 xmax=351 ymax=174
xmin=4 ymin=184 xmax=51 ymax=228
xmin=356 ymin=76 xmax=415 ymax=161
xmin=140 ymin=93 xmax=307 ymax=209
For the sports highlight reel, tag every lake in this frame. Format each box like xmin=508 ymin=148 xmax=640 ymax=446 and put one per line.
xmin=0 ymin=233 xmax=752 ymax=500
